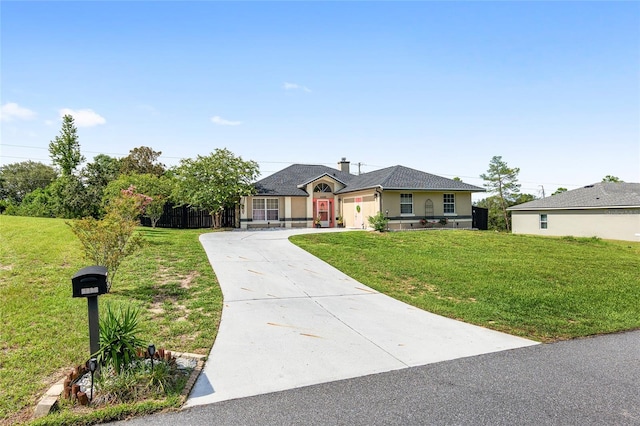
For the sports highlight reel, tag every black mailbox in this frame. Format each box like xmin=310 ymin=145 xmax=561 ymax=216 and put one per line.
xmin=72 ymin=266 xmax=109 ymax=298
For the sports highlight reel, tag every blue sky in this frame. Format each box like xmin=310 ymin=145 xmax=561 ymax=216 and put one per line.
xmin=2 ymin=1 xmax=638 ymax=197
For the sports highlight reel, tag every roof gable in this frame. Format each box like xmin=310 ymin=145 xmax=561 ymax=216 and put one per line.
xmin=509 ymin=182 xmax=640 ymax=210
xmin=254 ymin=164 xmax=355 ymax=196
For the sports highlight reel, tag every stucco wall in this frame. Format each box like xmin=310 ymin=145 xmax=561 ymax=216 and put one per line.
xmin=290 ymin=197 xmax=307 ymax=219
xmin=511 ymin=208 xmax=640 ymax=242
xmin=381 ymin=191 xmax=472 ymax=218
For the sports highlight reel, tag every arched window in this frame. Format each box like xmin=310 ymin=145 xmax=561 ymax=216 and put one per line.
xmin=314 ymin=183 xmax=332 ymax=193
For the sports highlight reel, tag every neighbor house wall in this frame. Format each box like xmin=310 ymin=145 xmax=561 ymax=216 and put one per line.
xmin=511 ymin=208 xmax=640 ymax=242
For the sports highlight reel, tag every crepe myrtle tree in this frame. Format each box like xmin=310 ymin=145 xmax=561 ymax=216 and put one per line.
xmin=173 ymin=148 xmax=259 ymax=228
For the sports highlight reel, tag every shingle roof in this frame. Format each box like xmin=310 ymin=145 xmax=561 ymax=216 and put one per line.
xmin=254 ymin=164 xmax=484 ymax=196
xmin=254 ymin=164 xmax=355 ymax=196
xmin=508 ymin=182 xmax=640 ymax=210
xmin=336 ymin=165 xmax=484 ymax=194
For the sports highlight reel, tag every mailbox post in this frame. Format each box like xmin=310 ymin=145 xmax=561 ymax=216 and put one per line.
xmin=72 ymin=266 xmax=109 ymax=356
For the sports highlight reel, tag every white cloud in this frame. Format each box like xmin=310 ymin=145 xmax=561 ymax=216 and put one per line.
xmin=0 ymin=102 xmax=37 ymax=122
xmin=59 ymin=108 xmax=106 ymax=127
xmin=283 ymin=82 xmax=311 ymax=93
xmin=211 ymin=115 xmax=242 ymax=126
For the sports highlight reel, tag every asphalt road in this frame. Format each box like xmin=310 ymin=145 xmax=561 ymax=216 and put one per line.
xmin=114 ymin=329 xmax=640 ymax=425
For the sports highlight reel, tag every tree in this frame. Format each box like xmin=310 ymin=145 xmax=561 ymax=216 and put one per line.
xmin=512 ymin=193 xmax=537 ymax=205
xmin=602 ymin=175 xmax=622 ymax=183
xmin=173 ymin=148 xmax=259 ymax=228
xmin=104 ymin=173 xmax=174 ymax=227
xmin=82 ymin=154 xmax=122 ymax=217
xmin=120 ymin=146 xmax=165 ymax=176
xmin=49 ymin=114 xmax=85 ymax=176
xmin=68 ymin=186 xmax=146 ymax=286
xmin=479 ymin=156 xmax=521 ymax=232
xmin=47 ymin=175 xmax=91 ymax=218
xmin=552 ymin=187 xmax=568 ymax=196
xmin=0 ymin=160 xmax=57 ymax=203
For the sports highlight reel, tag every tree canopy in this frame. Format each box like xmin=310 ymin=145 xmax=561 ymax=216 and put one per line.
xmin=173 ymin=148 xmax=259 ymax=227
xmin=48 ymin=114 xmax=85 ymax=176
xmin=120 ymin=146 xmax=165 ymax=176
xmin=602 ymin=175 xmax=622 ymax=183
xmin=0 ymin=161 xmax=57 ymax=203
xmin=479 ymin=156 xmax=521 ymax=232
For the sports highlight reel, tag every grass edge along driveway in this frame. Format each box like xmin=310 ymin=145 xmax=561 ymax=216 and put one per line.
xmin=0 ymin=216 xmax=222 ymax=424
xmin=291 ymin=230 xmax=640 ymax=342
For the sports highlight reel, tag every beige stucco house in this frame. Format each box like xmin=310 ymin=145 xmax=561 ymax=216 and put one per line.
xmin=509 ymin=182 xmax=640 ymax=242
xmin=240 ymin=158 xmax=485 ymax=230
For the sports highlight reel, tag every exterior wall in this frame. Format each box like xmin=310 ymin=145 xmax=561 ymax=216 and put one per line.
xmin=511 ymin=208 xmax=640 ymax=242
xmin=381 ymin=191 xmax=474 ymax=231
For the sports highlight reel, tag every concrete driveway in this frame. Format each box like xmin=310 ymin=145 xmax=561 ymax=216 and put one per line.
xmin=185 ymin=229 xmax=538 ymax=408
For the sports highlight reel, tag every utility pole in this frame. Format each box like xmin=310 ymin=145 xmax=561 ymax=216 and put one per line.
xmin=539 ymin=185 xmax=546 ymax=198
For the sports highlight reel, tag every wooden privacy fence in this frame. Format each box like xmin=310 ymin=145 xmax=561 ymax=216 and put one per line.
xmin=140 ymin=203 xmax=237 ymax=229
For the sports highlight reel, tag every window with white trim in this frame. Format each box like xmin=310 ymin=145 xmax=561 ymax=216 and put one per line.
xmin=252 ymin=198 xmax=279 ymax=221
xmin=400 ymin=194 xmax=413 ymax=215
xmin=314 ymin=183 xmax=332 ymax=193
xmin=443 ymin=193 xmax=455 ymax=214
xmin=540 ymin=214 xmax=548 ymax=229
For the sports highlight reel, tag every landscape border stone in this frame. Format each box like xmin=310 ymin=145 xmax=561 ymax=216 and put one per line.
xmin=33 ymin=352 xmax=207 ymax=419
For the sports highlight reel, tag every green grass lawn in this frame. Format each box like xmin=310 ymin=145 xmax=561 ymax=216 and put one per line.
xmin=291 ymin=230 xmax=640 ymax=342
xmin=0 ymin=216 xmax=222 ymax=424
xmin=2 ymin=217 xmax=639 ymax=424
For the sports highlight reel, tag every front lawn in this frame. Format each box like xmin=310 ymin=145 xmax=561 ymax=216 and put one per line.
xmin=291 ymin=230 xmax=640 ymax=342
xmin=0 ymin=216 xmax=222 ymax=425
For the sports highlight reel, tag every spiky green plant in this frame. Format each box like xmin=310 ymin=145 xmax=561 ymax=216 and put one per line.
xmin=94 ymin=304 xmax=146 ymax=374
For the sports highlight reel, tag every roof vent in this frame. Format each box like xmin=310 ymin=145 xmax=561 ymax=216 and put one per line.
xmin=584 ymin=185 xmax=594 ymax=188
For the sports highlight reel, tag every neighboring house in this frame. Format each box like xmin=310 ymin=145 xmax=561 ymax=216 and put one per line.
xmin=240 ymin=158 xmax=485 ymax=230
xmin=509 ymin=182 xmax=640 ymax=242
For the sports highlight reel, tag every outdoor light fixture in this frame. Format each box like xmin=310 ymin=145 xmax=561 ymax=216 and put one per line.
xmin=148 ymin=344 xmax=156 ymax=372
xmin=88 ymin=357 xmax=98 ymax=401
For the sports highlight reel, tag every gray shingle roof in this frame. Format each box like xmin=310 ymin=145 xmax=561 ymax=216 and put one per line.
xmin=336 ymin=165 xmax=484 ymax=194
xmin=254 ymin=164 xmax=355 ymax=196
xmin=508 ymin=182 xmax=640 ymax=210
xmin=254 ymin=164 xmax=484 ymax=196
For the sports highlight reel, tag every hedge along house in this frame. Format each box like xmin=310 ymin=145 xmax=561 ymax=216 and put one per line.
xmin=239 ymin=158 xmax=485 ymax=230
xmin=508 ymin=182 xmax=640 ymax=242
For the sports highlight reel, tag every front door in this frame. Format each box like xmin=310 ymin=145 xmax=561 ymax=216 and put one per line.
xmin=315 ymin=199 xmax=331 ymax=227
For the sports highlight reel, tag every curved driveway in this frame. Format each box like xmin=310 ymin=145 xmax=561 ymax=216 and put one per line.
xmin=185 ymin=229 xmax=538 ymax=408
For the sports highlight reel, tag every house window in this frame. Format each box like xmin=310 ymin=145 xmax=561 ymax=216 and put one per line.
xmin=253 ymin=198 xmax=279 ymax=221
xmin=540 ymin=214 xmax=548 ymax=229
xmin=443 ymin=193 xmax=455 ymax=214
xmin=400 ymin=194 xmax=413 ymax=215
xmin=314 ymin=183 xmax=332 ymax=193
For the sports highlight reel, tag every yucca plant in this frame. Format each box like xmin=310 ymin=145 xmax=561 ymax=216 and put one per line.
xmin=94 ymin=304 xmax=146 ymax=374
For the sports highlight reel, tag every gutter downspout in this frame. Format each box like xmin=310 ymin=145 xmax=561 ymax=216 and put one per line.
xmin=375 ymin=186 xmax=383 ymax=212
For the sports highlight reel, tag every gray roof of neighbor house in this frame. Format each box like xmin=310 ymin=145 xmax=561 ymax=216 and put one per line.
xmin=336 ymin=165 xmax=484 ymax=194
xmin=508 ymin=182 xmax=640 ymax=210
xmin=253 ymin=164 xmax=484 ymax=196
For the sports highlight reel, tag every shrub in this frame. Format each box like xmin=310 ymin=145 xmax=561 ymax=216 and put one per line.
xmin=94 ymin=304 xmax=146 ymax=374
xmin=367 ymin=212 xmax=389 ymax=232
xmin=68 ymin=186 xmax=146 ymax=285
